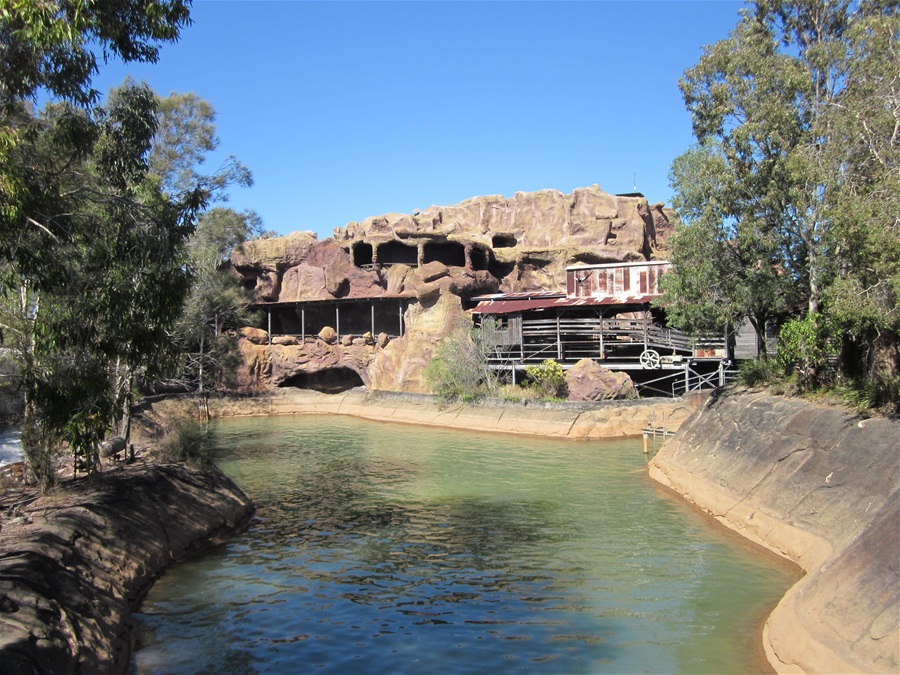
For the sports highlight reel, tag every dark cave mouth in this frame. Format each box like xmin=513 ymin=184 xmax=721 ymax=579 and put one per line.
xmin=277 ymin=367 xmax=365 ymax=394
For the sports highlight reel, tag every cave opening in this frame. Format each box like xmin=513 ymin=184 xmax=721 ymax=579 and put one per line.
xmin=353 ymin=242 xmax=374 ymax=267
xmin=423 ymin=241 xmax=465 ymax=267
xmin=278 ymin=367 xmax=364 ymax=394
xmin=377 ymin=241 xmax=418 ymax=266
xmin=492 ymin=234 xmax=517 ymax=249
xmin=471 ymin=245 xmax=489 ymax=271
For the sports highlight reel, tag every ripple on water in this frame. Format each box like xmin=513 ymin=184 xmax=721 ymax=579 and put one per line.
xmin=131 ymin=415 xmax=798 ymax=675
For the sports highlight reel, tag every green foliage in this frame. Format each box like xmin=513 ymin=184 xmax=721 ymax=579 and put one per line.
xmin=662 ymin=141 xmax=796 ymax=345
xmin=7 ymin=85 xmax=202 ymax=484
xmin=1 ymin=1 xmax=196 ymax=487
xmin=524 ymin=359 xmax=567 ymax=399
xmin=19 ymin=411 xmax=57 ymax=490
xmin=158 ymin=418 xmax=212 ymax=468
xmin=0 ymin=0 xmax=192 ymax=110
xmin=424 ymin=317 xmax=500 ymax=405
xmin=777 ymin=314 xmax=839 ymax=388
xmin=172 ymin=208 xmax=260 ymax=393
xmin=668 ymin=1 xmax=900 ymax=394
xmin=736 ymin=358 xmax=778 ymax=387
xmin=835 ymin=377 xmax=900 ymax=415
xmin=148 ymin=90 xmax=252 ymax=200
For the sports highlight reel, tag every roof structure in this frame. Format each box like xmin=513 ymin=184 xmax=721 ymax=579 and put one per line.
xmin=469 ymin=292 xmax=657 ymax=315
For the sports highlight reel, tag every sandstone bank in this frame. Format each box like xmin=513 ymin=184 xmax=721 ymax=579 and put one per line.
xmin=142 ymin=388 xmax=705 ymax=439
xmin=648 ymin=390 xmax=899 ymax=674
xmin=0 ymin=463 xmax=254 ymax=674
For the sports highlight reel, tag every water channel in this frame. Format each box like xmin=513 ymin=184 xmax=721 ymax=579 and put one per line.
xmin=130 ymin=415 xmax=799 ymax=674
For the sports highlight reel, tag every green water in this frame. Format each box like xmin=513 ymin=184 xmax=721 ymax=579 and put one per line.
xmin=131 ymin=415 xmax=798 ymax=674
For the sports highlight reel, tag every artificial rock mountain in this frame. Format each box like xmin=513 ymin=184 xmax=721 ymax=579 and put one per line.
xmin=230 ymin=185 xmax=673 ymax=393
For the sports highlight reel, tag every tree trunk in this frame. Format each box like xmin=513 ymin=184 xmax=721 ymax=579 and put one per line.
xmin=870 ymin=330 xmax=899 ymax=385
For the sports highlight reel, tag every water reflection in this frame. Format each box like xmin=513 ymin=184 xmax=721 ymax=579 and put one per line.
xmin=132 ymin=416 xmax=797 ymax=674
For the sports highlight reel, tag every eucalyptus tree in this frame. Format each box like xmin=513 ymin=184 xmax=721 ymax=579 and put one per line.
xmin=821 ymin=6 xmax=900 ymax=385
xmin=677 ymin=0 xmax=853 ymax=317
xmin=151 ymin=90 xmax=252 ymax=200
xmin=11 ymin=86 xmax=202 ymax=485
xmin=0 ymin=0 xmax=192 ymax=275
xmin=662 ymin=142 xmax=796 ymax=353
xmin=173 ymin=207 xmax=261 ymax=399
xmin=0 ymin=1 xmax=196 ymax=486
xmin=668 ymin=0 xmax=898 ymax=393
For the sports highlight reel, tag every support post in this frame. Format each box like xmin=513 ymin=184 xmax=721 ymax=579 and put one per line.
xmin=301 ymin=307 xmax=305 ymax=342
xmin=643 ymin=309 xmax=649 ymax=351
xmin=371 ymin=301 xmax=375 ymax=337
xmin=335 ymin=303 xmax=340 ymax=341
xmin=598 ymin=310 xmax=604 ymax=358
xmin=556 ymin=312 xmax=562 ymax=361
xmin=267 ymin=306 xmax=272 ymax=344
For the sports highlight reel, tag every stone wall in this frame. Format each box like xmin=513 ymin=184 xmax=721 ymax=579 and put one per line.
xmin=648 ymin=390 xmax=899 ymax=674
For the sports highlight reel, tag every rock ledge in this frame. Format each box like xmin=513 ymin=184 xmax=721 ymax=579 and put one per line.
xmin=0 ymin=463 xmax=254 ymax=674
xmin=649 ymin=390 xmax=899 ymax=674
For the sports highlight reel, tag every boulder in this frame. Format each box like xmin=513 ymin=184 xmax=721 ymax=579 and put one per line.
xmin=318 ymin=326 xmax=337 ymax=343
xmin=240 ymin=327 xmax=269 ymax=345
xmin=565 ymin=358 xmax=638 ymax=401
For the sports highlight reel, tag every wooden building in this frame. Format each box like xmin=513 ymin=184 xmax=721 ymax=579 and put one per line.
xmin=469 ymin=261 xmax=737 ymax=396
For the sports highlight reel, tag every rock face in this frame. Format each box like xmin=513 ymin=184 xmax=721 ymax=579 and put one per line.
xmin=240 ymin=331 xmax=377 ymax=391
xmin=0 ymin=464 xmax=254 ymax=674
xmin=232 ymin=185 xmax=672 ymax=305
xmin=230 ymin=186 xmax=673 ymax=392
xmin=649 ymin=391 xmax=899 ymax=675
xmin=565 ymin=358 xmax=638 ymax=401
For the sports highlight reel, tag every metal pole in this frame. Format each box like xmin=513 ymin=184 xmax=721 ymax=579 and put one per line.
xmin=371 ymin=301 xmax=375 ymax=336
xmin=643 ymin=309 xmax=649 ymax=350
xmin=301 ymin=306 xmax=305 ymax=342
xmin=599 ymin=310 xmax=604 ymax=358
xmin=556 ymin=312 xmax=562 ymax=360
xmin=267 ymin=306 xmax=272 ymax=344
xmin=335 ymin=303 xmax=340 ymax=340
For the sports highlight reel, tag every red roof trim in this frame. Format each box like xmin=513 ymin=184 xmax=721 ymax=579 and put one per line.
xmin=471 ymin=295 xmax=656 ymax=314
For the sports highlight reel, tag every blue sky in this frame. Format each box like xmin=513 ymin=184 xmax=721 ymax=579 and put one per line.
xmin=93 ymin=0 xmax=744 ymax=238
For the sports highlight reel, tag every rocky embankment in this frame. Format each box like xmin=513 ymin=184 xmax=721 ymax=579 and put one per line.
xmin=0 ymin=463 xmax=254 ymax=674
xmin=141 ymin=388 xmax=705 ymax=439
xmin=649 ymin=390 xmax=899 ymax=674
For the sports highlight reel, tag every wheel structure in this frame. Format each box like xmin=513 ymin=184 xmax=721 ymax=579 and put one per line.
xmin=640 ymin=349 xmax=661 ymax=369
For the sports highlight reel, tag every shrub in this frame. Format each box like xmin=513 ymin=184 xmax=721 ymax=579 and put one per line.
xmin=737 ymin=358 xmax=777 ymax=387
xmin=835 ymin=376 xmax=900 ymax=415
xmin=158 ymin=419 xmax=212 ymax=468
xmin=524 ymin=359 xmax=567 ymax=399
xmin=777 ymin=314 xmax=839 ymax=389
xmin=424 ymin=317 xmax=500 ymax=405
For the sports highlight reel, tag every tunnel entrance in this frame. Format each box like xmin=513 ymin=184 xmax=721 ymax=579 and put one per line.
xmin=278 ymin=367 xmax=364 ymax=394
